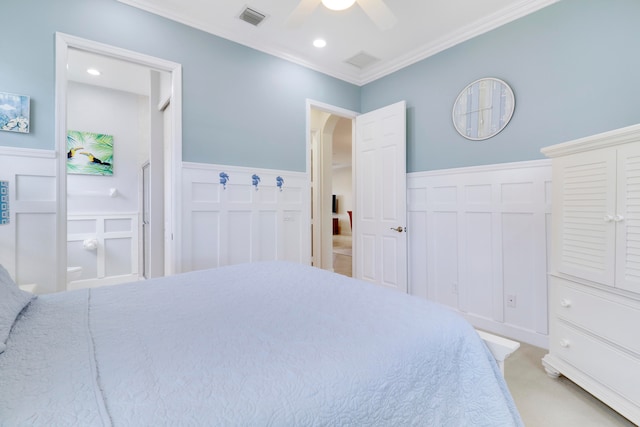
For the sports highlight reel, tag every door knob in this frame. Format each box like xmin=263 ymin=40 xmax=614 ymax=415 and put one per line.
xmin=390 ymin=226 xmax=404 ymax=232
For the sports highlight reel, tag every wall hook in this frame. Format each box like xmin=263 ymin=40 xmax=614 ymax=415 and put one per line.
xmin=219 ymin=172 xmax=229 ymax=189
xmin=252 ymin=174 xmax=261 ymax=191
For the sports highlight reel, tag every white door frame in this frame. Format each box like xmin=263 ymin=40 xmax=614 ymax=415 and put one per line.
xmin=54 ymin=32 xmax=183 ymax=291
xmin=306 ymin=99 xmax=357 ymax=271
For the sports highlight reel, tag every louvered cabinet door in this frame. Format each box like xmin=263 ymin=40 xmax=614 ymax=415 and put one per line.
xmin=615 ymin=142 xmax=640 ymax=293
xmin=553 ymin=149 xmax=617 ymax=285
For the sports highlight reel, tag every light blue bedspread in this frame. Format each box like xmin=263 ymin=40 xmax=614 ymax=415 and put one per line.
xmin=0 ymin=262 xmax=523 ymax=426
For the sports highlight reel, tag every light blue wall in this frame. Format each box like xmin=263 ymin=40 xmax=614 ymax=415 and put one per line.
xmin=361 ymin=0 xmax=640 ymax=172
xmin=4 ymin=0 xmax=640 ymax=174
xmin=0 ymin=0 xmax=360 ymax=172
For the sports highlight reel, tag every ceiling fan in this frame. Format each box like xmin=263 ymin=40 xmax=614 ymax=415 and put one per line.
xmin=286 ymin=0 xmax=397 ymax=31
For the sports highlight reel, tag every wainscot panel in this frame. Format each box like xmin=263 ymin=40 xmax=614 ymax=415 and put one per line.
xmin=66 ymin=213 xmax=139 ymax=290
xmin=181 ymin=162 xmax=310 ymax=272
xmin=407 ymin=159 xmax=552 ymax=348
xmin=0 ymin=147 xmax=57 ymax=294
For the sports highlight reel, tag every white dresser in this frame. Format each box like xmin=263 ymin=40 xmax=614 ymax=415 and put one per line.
xmin=541 ymin=124 xmax=640 ymax=425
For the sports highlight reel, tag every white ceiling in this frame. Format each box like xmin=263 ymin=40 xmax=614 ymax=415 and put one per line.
xmin=67 ymin=48 xmax=151 ymax=95
xmin=116 ymin=0 xmax=558 ymax=85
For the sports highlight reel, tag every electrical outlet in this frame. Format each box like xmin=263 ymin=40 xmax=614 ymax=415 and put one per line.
xmin=506 ymin=294 xmax=517 ymax=308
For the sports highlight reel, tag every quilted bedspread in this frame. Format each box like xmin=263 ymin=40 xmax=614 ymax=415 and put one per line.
xmin=0 ymin=261 xmax=523 ymax=426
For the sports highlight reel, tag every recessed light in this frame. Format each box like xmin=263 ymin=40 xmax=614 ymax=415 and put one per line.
xmin=86 ymin=68 xmax=101 ymax=76
xmin=313 ymin=39 xmax=327 ymax=48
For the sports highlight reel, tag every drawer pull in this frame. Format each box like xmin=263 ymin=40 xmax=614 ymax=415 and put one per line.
xmin=614 ymin=214 xmax=625 ymax=222
xmin=604 ymin=215 xmax=614 ymax=222
xmin=559 ymin=339 xmax=570 ymax=348
xmin=560 ymin=298 xmax=572 ymax=308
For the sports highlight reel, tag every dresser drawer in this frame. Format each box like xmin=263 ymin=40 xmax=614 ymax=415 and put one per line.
xmin=552 ymin=321 xmax=640 ymax=405
xmin=551 ymin=277 xmax=640 ymax=354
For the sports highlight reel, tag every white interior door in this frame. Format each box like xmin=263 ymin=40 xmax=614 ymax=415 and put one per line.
xmin=354 ymin=101 xmax=407 ymax=292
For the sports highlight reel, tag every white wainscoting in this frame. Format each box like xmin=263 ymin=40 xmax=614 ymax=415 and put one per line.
xmin=407 ymin=159 xmax=552 ymax=348
xmin=181 ymin=162 xmax=310 ymax=272
xmin=67 ymin=213 xmax=140 ymax=290
xmin=0 ymin=147 xmax=58 ymax=294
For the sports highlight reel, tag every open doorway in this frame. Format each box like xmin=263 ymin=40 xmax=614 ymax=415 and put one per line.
xmin=330 ymin=118 xmax=353 ymax=277
xmin=308 ymin=100 xmax=407 ymax=289
xmin=309 ymin=103 xmax=355 ymax=277
xmin=55 ymin=33 xmax=182 ymax=291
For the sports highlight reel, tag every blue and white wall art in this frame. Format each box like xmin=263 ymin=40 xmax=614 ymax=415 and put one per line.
xmin=0 ymin=92 xmax=30 ymax=133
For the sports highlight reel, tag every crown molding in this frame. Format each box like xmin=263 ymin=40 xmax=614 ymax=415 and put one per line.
xmin=359 ymin=0 xmax=560 ymax=85
xmin=117 ymin=0 xmax=559 ymax=86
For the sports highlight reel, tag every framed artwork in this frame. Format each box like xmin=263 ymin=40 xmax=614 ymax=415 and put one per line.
xmin=67 ymin=130 xmax=114 ymax=176
xmin=0 ymin=92 xmax=30 ymax=133
xmin=0 ymin=181 xmax=9 ymax=225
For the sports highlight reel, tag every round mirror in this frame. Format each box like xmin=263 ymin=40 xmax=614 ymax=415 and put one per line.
xmin=452 ymin=78 xmax=515 ymax=141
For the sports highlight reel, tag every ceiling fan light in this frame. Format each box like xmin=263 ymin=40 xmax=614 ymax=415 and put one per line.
xmin=321 ymin=0 xmax=356 ymax=11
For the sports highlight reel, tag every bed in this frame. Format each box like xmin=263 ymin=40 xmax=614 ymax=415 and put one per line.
xmin=0 ymin=261 xmax=523 ymax=426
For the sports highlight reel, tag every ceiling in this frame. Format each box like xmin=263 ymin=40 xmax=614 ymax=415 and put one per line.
xmin=67 ymin=48 xmax=152 ymax=95
xmin=116 ymin=0 xmax=557 ymax=85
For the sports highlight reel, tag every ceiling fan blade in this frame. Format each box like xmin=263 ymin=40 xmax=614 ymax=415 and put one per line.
xmin=286 ymin=0 xmax=322 ymax=28
xmin=356 ymin=0 xmax=397 ymax=30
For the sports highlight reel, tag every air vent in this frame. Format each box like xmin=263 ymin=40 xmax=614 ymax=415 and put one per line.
xmin=344 ymin=51 xmax=379 ymax=69
xmin=238 ymin=6 xmax=267 ymax=26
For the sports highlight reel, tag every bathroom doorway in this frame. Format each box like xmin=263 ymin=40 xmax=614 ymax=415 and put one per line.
xmin=55 ymin=33 xmax=182 ymax=291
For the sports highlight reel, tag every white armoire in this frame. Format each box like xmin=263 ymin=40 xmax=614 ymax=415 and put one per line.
xmin=541 ymin=124 xmax=640 ymax=424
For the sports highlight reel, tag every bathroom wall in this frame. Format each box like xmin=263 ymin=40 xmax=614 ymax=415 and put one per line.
xmin=67 ymin=82 xmax=148 ymax=213
xmin=66 ymin=82 xmax=149 ymax=286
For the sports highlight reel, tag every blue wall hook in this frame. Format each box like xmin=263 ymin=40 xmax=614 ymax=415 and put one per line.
xmin=219 ymin=172 xmax=229 ymax=189
xmin=276 ymin=176 xmax=284 ymax=191
xmin=252 ymin=174 xmax=261 ymax=190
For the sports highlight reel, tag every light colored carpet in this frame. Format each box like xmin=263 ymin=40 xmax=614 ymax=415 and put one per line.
xmin=504 ymin=343 xmax=636 ymax=426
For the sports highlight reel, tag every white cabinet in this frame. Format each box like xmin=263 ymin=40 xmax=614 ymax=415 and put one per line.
xmin=542 ymin=124 xmax=640 ymax=425
xmin=614 ymin=143 xmax=640 ymax=293
xmin=551 ymin=146 xmax=617 ymax=285
xmin=551 ymin=141 xmax=640 ymax=293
